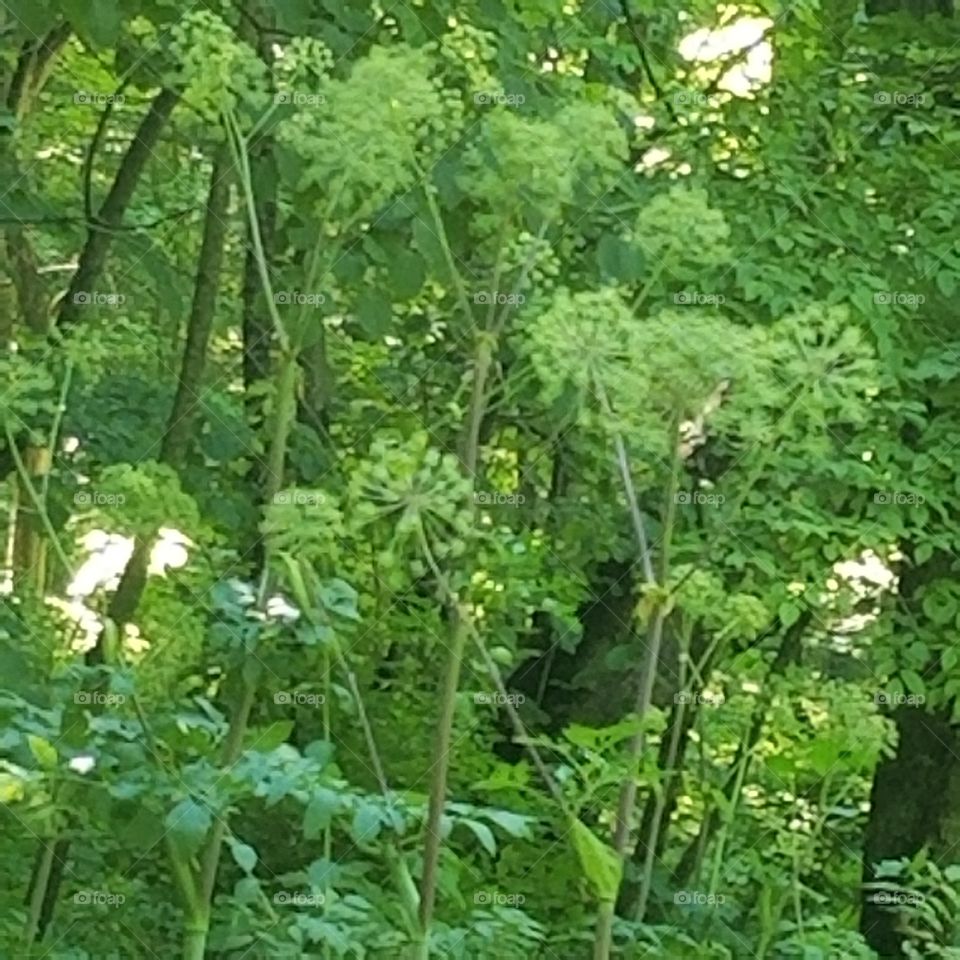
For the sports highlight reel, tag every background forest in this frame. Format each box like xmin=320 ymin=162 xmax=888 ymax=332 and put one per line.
xmin=2 ymin=0 xmax=960 ymax=957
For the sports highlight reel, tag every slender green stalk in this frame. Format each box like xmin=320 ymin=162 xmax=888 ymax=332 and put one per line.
xmin=707 ymin=722 xmax=752 ymax=903
xmin=23 ymin=839 xmax=56 ymax=946
xmin=40 ymin=360 xmax=72 ymax=505
xmin=630 ymin=261 xmax=666 ymax=314
xmin=168 ymin=110 xmax=292 ymax=960
xmin=634 ymin=623 xmax=691 ymax=922
xmin=592 ymin=405 xmax=682 ymax=959
xmin=416 ymin=595 xmax=469 ymax=951
xmin=323 ymin=646 xmax=332 ymax=960
xmin=417 ymin=171 xmax=475 ymax=328
xmin=417 ymin=535 xmax=566 ymax=809
xmin=413 ymin=524 xmax=568 ymax=959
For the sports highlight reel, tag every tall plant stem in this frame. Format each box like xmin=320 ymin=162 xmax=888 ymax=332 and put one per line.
xmin=416 ymin=581 xmax=469 ymax=952
xmin=592 ymin=394 xmax=682 ymax=960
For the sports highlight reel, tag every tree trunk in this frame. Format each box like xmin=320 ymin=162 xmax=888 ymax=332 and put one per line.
xmin=57 ymin=88 xmax=179 ymax=330
xmin=861 ymin=705 xmax=958 ymax=955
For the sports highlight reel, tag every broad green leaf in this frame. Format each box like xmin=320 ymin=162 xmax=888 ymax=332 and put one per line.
xmin=307 ymin=857 xmax=338 ymax=889
xmin=388 ymin=251 xmax=426 ymax=300
xmin=463 ymin=819 xmax=497 ymax=856
xmin=60 ymin=0 xmax=122 ymax=47
xmin=0 ymin=766 xmax=27 ymax=804
xmin=318 ymin=579 xmax=361 ymax=621
xmin=778 ymin=601 xmax=801 ymax=629
xmin=27 ymin=735 xmax=57 ymax=771
xmin=234 ymin=876 xmax=262 ymax=903
xmin=304 ymin=788 xmax=340 ymax=839
xmin=350 ymin=802 xmax=382 ymax=843
xmin=902 ymin=670 xmax=926 ymax=697
xmin=166 ymin=799 xmax=212 ymax=855
xmin=482 ymin=809 xmax=532 ymax=838
xmin=937 ymin=272 xmax=957 ymax=297
xmin=228 ymin=837 xmax=258 ymax=874
xmin=245 ymin=720 xmax=294 ymax=752
xmin=355 ymin=293 xmax=393 ymax=339
xmin=569 ymin=818 xmax=622 ymax=903
xmin=4 ymin=0 xmax=52 ymax=33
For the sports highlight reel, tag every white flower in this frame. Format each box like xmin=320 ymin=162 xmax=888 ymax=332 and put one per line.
xmin=266 ymin=595 xmax=301 ymax=622
xmin=69 ymin=755 xmax=96 ymax=775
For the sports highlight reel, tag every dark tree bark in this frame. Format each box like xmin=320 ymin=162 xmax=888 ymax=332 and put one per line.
xmin=861 ymin=704 xmax=958 ymax=956
xmin=57 ymin=88 xmax=179 ymax=330
xmin=95 ymin=146 xmax=235 ymax=650
xmin=860 ymin=550 xmax=959 ymax=957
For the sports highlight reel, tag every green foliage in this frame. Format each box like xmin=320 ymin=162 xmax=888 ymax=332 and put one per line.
xmin=4 ymin=2 xmax=959 ymax=957
xmin=279 ymin=45 xmax=463 ymax=222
